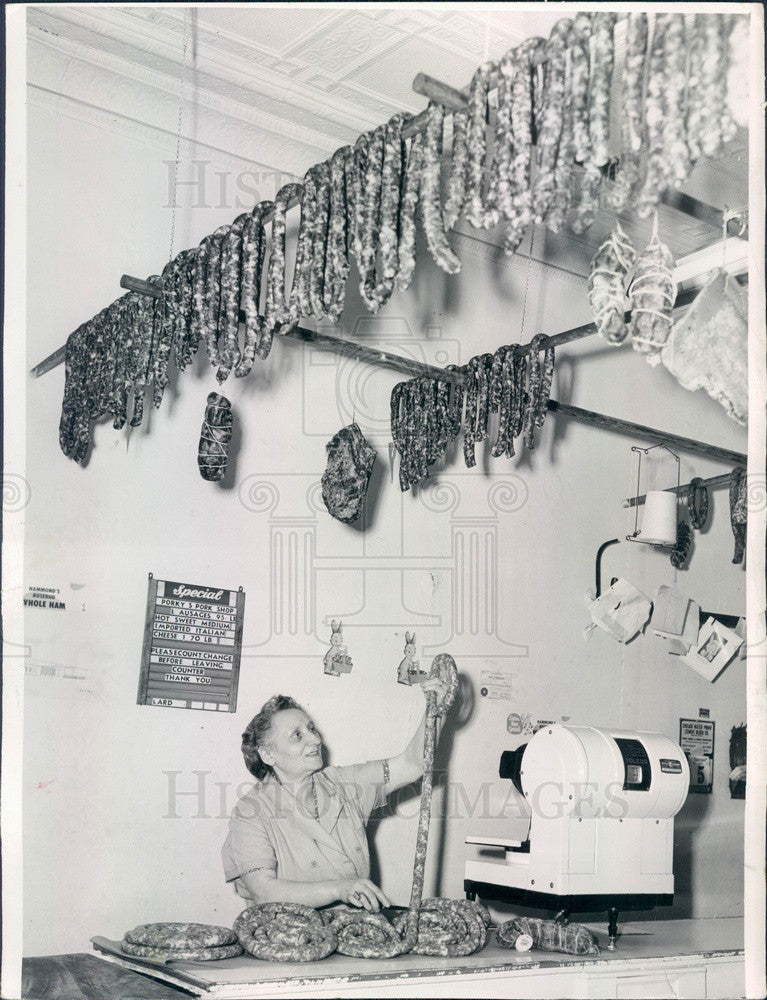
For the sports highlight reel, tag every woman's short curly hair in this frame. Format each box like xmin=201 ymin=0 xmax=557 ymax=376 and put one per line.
xmin=241 ymin=694 xmax=303 ymax=780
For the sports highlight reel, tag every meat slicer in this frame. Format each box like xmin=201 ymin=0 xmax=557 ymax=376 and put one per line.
xmin=464 ymin=724 xmax=689 ymax=947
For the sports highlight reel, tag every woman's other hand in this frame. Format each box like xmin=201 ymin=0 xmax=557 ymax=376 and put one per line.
xmin=420 ymin=674 xmax=449 ymax=713
xmin=336 ymin=878 xmax=391 ymax=912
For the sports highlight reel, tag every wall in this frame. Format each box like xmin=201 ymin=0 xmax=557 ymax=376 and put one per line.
xmin=21 ymin=31 xmax=748 ymax=956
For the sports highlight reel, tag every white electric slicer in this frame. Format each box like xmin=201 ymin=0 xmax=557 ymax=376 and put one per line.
xmin=464 ymin=724 xmax=689 ymax=946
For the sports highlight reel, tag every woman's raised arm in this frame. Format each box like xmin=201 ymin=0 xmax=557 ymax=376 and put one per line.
xmin=385 ymin=675 xmax=448 ymax=792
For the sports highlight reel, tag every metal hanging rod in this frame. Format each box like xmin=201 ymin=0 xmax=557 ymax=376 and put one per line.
xmin=623 ymin=471 xmax=738 ymax=508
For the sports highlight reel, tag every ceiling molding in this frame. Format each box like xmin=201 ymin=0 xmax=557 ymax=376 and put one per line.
xmin=26 ymin=6 xmax=414 ymax=139
xmin=27 ymin=31 xmax=330 ymax=179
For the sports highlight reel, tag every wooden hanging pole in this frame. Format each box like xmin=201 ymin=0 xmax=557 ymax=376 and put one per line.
xmin=623 ymin=471 xmax=737 ymax=508
xmin=29 ymin=281 xmax=745 ymax=465
xmin=546 ymin=401 xmax=746 ymax=466
xmin=28 ymin=270 xmax=748 ymax=384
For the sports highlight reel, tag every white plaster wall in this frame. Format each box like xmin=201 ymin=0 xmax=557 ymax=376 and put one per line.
xmin=22 ymin=54 xmax=748 ymax=957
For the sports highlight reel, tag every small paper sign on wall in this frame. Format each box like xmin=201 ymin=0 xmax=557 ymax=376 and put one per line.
xmin=137 ymin=575 xmax=245 ymax=712
xmin=680 ymin=717 xmax=715 ymax=795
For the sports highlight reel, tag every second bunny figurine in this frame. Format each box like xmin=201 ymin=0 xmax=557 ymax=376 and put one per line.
xmin=324 ymin=620 xmax=353 ymax=676
xmin=397 ymin=631 xmax=428 ymax=686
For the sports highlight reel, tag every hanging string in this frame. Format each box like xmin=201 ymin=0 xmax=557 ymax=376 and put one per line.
xmin=519 ymin=223 xmax=536 ymax=339
xmin=650 ymin=207 xmax=659 ymax=245
xmin=168 ymin=8 xmax=193 ymax=263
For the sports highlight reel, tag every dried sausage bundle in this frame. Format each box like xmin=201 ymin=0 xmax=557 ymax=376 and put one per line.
xmin=122 ymin=922 xmax=243 ymax=962
xmin=547 ymin=28 xmax=576 ymax=234
xmin=357 ymin=114 xmax=412 ymax=310
xmin=629 ymin=224 xmax=677 ymax=365
xmin=490 ymin=344 xmax=525 ymax=459
xmin=442 ymin=110 xmax=469 ymax=230
xmin=236 ymin=200 xmax=273 ymax=375
xmin=670 ymin=521 xmax=692 ymax=570
xmin=391 ymin=898 xmax=490 ymax=957
xmin=570 ymin=13 xmax=593 ymax=165
xmin=522 ymin=333 xmax=555 ymax=451
xmin=234 ymin=904 xmax=337 ymax=962
xmin=607 ymin=13 xmax=648 ymax=210
xmin=202 ymin=224 xmax=232 ymax=367
xmin=321 ymin=423 xmax=376 ymax=524
xmin=588 ymin=223 xmax=637 ymax=345
xmin=265 ymin=182 xmax=305 ymax=337
xmin=532 ymin=18 xmax=572 ymax=226
xmin=390 ymin=374 xmax=463 ymax=491
xmin=589 ymin=12 xmax=618 ymax=169
xmin=150 ymin=265 xmax=175 ymax=408
xmin=215 ymin=214 xmax=247 ymax=382
xmin=636 ymin=13 xmax=672 ymax=218
xmin=59 ymin=288 xmax=160 ymax=463
xmin=572 ymin=12 xmax=616 ymax=234
xmin=323 ymin=146 xmax=353 ymax=322
xmin=197 ymin=392 xmax=233 ymax=482
xmin=687 ymin=477 xmax=710 ymax=530
xmin=502 ymin=37 xmax=545 ymax=254
xmin=497 ymin=916 xmax=600 ymax=955
xmin=729 ymin=466 xmax=747 ymax=565
xmin=346 ymin=131 xmax=371 ymax=270
xmin=697 ymin=14 xmax=736 ymax=159
xmin=422 ymin=103 xmax=461 ymax=274
xmin=172 ymin=249 xmax=201 ymax=372
xmin=464 ymin=61 xmax=500 ymax=230
xmin=662 ymin=14 xmax=691 ymax=189
xmin=321 ymin=906 xmax=405 ymax=959
xmin=290 ymin=167 xmax=321 ymax=321
xmin=308 ymin=162 xmax=332 ymax=320
xmin=462 ymin=354 xmax=493 ymax=468
xmin=394 ymin=131 xmax=425 ymax=294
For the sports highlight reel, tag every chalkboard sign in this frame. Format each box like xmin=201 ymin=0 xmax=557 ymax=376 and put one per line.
xmin=137 ymin=575 xmax=245 ymax=712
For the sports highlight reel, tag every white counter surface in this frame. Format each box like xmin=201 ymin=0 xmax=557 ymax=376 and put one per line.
xmin=92 ymin=917 xmax=745 ymax=998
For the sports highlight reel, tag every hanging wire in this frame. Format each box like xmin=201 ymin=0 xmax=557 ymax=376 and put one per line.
xmin=168 ymin=8 xmax=193 ymax=263
xmin=627 ymin=443 xmax=680 ymax=542
xmin=519 ymin=224 xmax=536 ymax=339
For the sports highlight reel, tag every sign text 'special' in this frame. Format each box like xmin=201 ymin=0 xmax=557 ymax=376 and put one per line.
xmin=172 ymin=585 xmax=224 ymax=601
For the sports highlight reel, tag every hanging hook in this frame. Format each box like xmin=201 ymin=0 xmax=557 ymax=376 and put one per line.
xmin=596 ymin=539 xmax=621 ymax=598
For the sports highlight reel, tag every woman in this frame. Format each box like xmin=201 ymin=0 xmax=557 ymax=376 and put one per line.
xmin=222 ymin=677 xmax=449 ymax=913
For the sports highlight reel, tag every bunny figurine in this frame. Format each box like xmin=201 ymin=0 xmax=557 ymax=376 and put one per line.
xmin=397 ymin=631 xmax=420 ymax=685
xmin=324 ymin=620 xmax=353 ymax=676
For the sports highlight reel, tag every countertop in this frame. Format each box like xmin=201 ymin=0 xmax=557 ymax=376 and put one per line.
xmin=89 ymin=917 xmax=744 ymax=998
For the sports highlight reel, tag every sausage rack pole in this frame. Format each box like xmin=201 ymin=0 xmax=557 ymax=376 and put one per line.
xmin=623 ymin=471 xmax=738 ymax=508
xmin=28 ymin=266 xmax=739 ymax=382
xmin=25 ymin=270 xmax=744 ymax=468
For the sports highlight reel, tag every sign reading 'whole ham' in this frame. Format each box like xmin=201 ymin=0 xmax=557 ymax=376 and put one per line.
xmin=137 ymin=575 xmax=246 ymax=712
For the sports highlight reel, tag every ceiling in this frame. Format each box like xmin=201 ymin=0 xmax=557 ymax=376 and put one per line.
xmin=27 ymin=4 xmax=748 ymax=273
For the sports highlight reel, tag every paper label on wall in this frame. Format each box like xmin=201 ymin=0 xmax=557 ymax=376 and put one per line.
xmin=507 ymin=712 xmax=533 ymax=735
xmin=23 ymin=585 xmax=67 ymax=610
xmin=680 ymin=718 xmax=715 ymax=795
xmin=479 ymin=669 xmax=514 ymax=701
xmin=137 ymin=576 xmax=245 ymax=713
